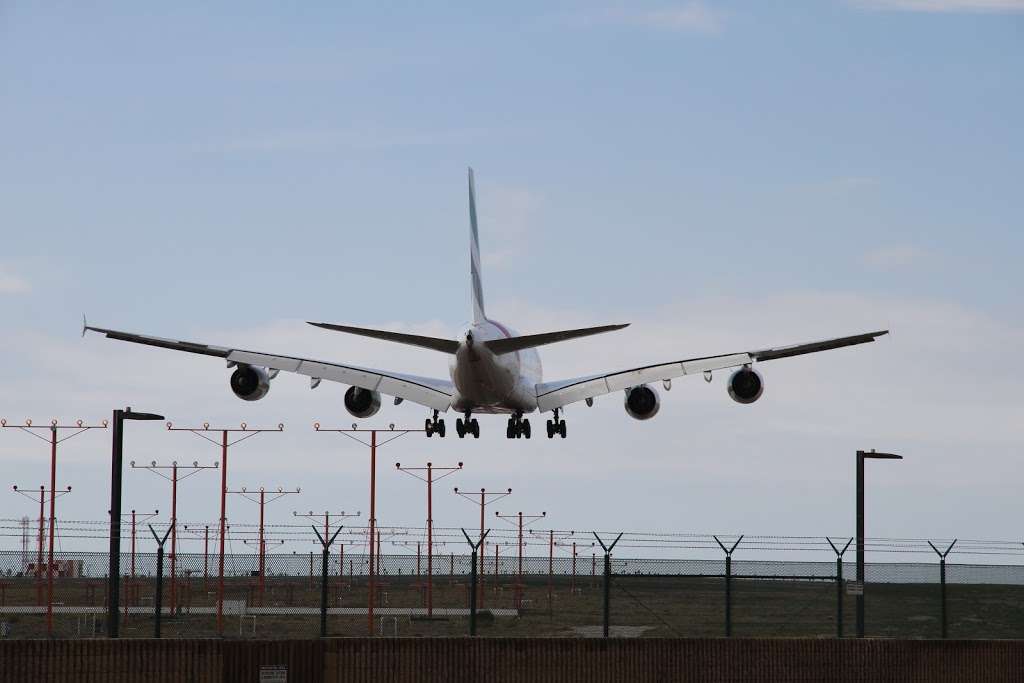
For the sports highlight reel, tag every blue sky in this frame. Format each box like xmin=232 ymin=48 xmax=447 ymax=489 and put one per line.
xmin=1 ymin=2 xmax=1022 ymax=557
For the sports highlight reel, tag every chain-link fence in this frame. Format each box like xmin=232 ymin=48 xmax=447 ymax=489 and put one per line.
xmin=2 ymin=527 xmax=1024 ymax=639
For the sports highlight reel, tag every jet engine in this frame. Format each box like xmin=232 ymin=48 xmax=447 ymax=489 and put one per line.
xmin=624 ymin=384 xmax=660 ymax=420
xmin=230 ymin=365 xmax=271 ymax=401
xmin=344 ymin=386 xmax=382 ymax=418
xmin=728 ymin=367 xmax=764 ymax=404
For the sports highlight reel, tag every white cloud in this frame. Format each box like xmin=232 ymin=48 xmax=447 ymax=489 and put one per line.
xmin=861 ymin=245 xmax=933 ymax=270
xmin=0 ymin=266 xmax=29 ymax=294
xmin=850 ymin=0 xmax=1024 ymax=12
xmin=577 ymin=3 xmax=726 ymax=33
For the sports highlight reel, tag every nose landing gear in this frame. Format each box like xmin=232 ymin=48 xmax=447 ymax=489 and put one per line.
xmin=456 ymin=413 xmax=480 ymax=439
xmin=425 ymin=411 xmax=446 ymax=438
xmin=506 ymin=413 xmax=531 ymax=439
xmin=546 ymin=410 xmax=567 ymax=439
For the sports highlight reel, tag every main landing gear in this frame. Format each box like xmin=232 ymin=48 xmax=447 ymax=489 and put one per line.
xmin=506 ymin=413 xmax=531 ymax=439
xmin=425 ymin=411 xmax=446 ymax=438
xmin=456 ymin=413 xmax=480 ymax=439
xmin=546 ymin=410 xmax=567 ymax=439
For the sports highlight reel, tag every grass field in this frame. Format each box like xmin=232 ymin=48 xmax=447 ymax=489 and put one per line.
xmin=3 ymin=571 xmax=1024 ymax=640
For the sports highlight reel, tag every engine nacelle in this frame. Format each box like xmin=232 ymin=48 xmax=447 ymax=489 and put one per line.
xmin=728 ymin=367 xmax=764 ymax=404
xmin=624 ymin=384 xmax=660 ymax=420
xmin=230 ymin=365 xmax=271 ymax=401
xmin=344 ymin=386 xmax=382 ymax=418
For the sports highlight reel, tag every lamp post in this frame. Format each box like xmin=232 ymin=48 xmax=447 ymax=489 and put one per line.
xmin=856 ymin=449 xmax=902 ymax=639
xmin=108 ymin=407 xmax=164 ymax=639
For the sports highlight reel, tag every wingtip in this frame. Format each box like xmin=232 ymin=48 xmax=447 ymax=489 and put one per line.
xmin=81 ymin=314 xmax=88 ymax=338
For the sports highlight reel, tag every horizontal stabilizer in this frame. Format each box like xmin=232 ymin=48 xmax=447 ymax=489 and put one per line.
xmin=308 ymin=322 xmax=459 ymax=354
xmin=484 ymin=324 xmax=629 ymax=355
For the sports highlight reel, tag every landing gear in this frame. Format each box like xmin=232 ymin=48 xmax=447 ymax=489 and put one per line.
xmin=546 ymin=410 xmax=567 ymax=439
xmin=456 ymin=414 xmax=480 ymax=439
xmin=506 ymin=413 xmax=531 ymax=439
xmin=425 ymin=412 xmax=446 ymax=438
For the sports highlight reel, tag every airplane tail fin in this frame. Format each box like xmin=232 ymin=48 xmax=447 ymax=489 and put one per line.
xmin=468 ymin=167 xmax=486 ymax=324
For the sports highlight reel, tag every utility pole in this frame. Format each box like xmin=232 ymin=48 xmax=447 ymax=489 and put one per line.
xmin=455 ymin=486 xmax=511 ymax=608
xmin=11 ymin=484 xmax=70 ymax=607
xmin=131 ymin=458 xmax=215 ymax=617
xmin=167 ymin=421 xmax=283 ymax=635
xmin=108 ymin=408 xmax=163 ymax=638
xmin=182 ymin=523 xmax=211 ymax=591
xmin=396 ymin=461 xmax=463 ymax=617
xmin=227 ymin=486 xmax=301 ymax=605
xmin=124 ymin=510 xmax=159 ymax=579
xmin=313 ymin=422 xmax=425 ymax=636
xmin=856 ymin=449 xmax=903 ymax=638
xmin=294 ymin=510 xmax=360 ymax=583
xmin=496 ymin=510 xmax=546 ymax=609
xmin=2 ymin=417 xmax=107 ymax=636
xmin=121 ymin=509 xmax=158 ymax=620
xmin=530 ymin=529 xmax=574 ymax=614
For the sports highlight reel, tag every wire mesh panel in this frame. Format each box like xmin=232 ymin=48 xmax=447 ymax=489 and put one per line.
xmin=860 ymin=562 xmax=940 ymax=638
xmin=945 ymin=564 xmax=1024 ymax=640
xmin=3 ymin=545 xmax=1024 ymax=639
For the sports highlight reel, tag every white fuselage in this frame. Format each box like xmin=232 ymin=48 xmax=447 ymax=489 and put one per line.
xmin=448 ymin=319 xmax=542 ymax=415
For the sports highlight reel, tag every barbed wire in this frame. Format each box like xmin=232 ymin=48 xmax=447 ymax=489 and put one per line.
xmin=1 ymin=518 xmax=1022 ymax=558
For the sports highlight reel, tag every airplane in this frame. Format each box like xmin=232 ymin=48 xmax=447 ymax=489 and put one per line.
xmin=84 ymin=168 xmax=888 ymax=440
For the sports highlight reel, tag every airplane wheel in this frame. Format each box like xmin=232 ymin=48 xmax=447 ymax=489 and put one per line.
xmin=425 ymin=419 xmax=433 ymax=437
xmin=506 ymin=422 xmax=515 ymax=439
xmin=456 ymin=418 xmax=466 ymax=439
xmin=546 ymin=420 xmax=554 ymax=439
xmin=471 ymin=419 xmax=480 ymax=438
xmin=522 ymin=419 xmax=531 ymax=439
xmin=559 ymin=421 xmax=567 ymax=439
xmin=436 ymin=419 xmax=446 ymax=438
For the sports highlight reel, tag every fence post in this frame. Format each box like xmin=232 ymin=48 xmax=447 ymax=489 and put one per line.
xmin=827 ymin=537 xmax=853 ymax=638
xmin=593 ymin=532 xmax=623 ymax=639
xmin=469 ymin=547 xmax=478 ymax=636
xmin=461 ymin=527 xmax=489 ymax=637
xmin=928 ymin=539 xmax=956 ymax=639
xmin=714 ymin=535 xmax=743 ymax=638
xmin=148 ymin=524 xmax=172 ymax=639
xmin=312 ymin=525 xmax=343 ymax=638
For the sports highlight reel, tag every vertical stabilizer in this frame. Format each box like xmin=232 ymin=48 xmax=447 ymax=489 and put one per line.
xmin=468 ymin=167 xmax=486 ymax=323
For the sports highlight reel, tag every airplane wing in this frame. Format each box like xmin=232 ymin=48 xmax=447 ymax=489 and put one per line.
xmin=535 ymin=330 xmax=888 ymax=412
xmin=84 ymin=324 xmax=455 ymax=412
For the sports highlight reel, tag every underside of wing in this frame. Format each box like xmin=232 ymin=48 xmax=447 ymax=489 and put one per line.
xmin=536 ymin=330 xmax=888 ymax=412
xmin=84 ymin=324 xmax=454 ymax=411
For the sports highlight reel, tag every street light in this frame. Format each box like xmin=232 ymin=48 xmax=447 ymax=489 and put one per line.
xmin=108 ymin=407 xmax=164 ymax=638
xmin=855 ymin=448 xmax=903 ymax=639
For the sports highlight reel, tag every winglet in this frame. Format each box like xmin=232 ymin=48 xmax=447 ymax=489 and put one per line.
xmin=82 ymin=314 xmax=88 ymax=338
